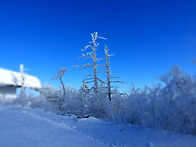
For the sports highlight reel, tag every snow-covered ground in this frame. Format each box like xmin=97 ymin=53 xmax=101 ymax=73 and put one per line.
xmin=0 ymin=104 xmax=196 ymax=147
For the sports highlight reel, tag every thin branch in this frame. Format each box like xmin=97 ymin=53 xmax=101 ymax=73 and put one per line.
xmin=73 ymin=63 xmax=93 ymax=69
xmin=97 ymin=64 xmax=106 ymax=67
xmin=84 ymin=78 xmax=94 ymax=81
xmin=85 ymin=81 xmax=94 ymax=83
xmin=111 ymin=81 xmax=125 ymax=83
xmin=84 ymin=74 xmax=93 ymax=77
xmin=97 ymin=77 xmax=105 ymax=83
xmin=110 ymin=76 xmax=120 ymax=78
xmin=97 ymin=71 xmax=107 ymax=73
xmin=81 ymin=45 xmax=93 ymax=52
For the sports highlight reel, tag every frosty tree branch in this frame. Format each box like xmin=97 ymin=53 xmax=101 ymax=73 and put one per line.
xmin=74 ymin=63 xmax=93 ymax=69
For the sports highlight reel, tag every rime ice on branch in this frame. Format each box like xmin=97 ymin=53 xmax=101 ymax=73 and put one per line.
xmin=75 ymin=32 xmax=106 ymax=93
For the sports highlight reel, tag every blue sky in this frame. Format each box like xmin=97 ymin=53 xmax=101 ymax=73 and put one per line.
xmin=0 ymin=0 xmax=195 ymax=91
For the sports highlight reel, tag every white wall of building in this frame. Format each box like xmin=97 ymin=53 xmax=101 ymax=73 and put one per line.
xmin=0 ymin=86 xmax=17 ymax=101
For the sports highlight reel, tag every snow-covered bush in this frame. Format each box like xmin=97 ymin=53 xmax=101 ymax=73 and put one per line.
xmin=103 ymin=66 xmax=196 ymax=135
xmin=118 ymin=66 xmax=196 ymax=135
xmin=154 ymin=66 xmax=196 ymax=134
xmin=11 ymin=91 xmax=49 ymax=110
xmin=62 ymin=85 xmax=84 ymax=116
xmin=7 ymin=66 xmax=196 ymax=135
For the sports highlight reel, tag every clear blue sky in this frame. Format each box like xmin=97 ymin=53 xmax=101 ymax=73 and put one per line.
xmin=0 ymin=0 xmax=195 ymax=91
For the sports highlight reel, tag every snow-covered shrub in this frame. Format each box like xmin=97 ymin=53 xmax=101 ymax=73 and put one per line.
xmin=155 ymin=66 xmax=196 ymax=134
xmin=87 ymin=87 xmax=109 ymax=118
xmin=103 ymin=66 xmax=196 ymax=135
xmin=11 ymin=91 xmax=49 ymax=110
xmin=7 ymin=65 xmax=196 ymax=135
xmin=123 ymin=66 xmax=196 ymax=135
xmin=109 ymin=93 xmax=130 ymax=123
xmin=62 ymin=85 xmax=85 ymax=116
xmin=39 ymin=85 xmax=64 ymax=112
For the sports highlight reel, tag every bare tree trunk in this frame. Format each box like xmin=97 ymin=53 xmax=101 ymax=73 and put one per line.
xmin=60 ymin=78 xmax=66 ymax=95
xmin=93 ymin=47 xmax=98 ymax=93
xmin=104 ymin=45 xmax=124 ymax=101
xmin=105 ymin=46 xmax=112 ymax=101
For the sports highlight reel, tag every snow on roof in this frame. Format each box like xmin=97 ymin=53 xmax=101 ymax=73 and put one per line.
xmin=0 ymin=68 xmax=41 ymax=89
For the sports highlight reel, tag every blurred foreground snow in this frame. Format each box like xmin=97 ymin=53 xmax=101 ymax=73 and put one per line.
xmin=0 ymin=104 xmax=196 ymax=147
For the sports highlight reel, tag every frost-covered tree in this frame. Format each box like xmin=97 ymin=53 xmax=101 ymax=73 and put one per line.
xmin=52 ymin=68 xmax=67 ymax=95
xmin=75 ymin=32 xmax=106 ymax=93
xmin=104 ymin=45 xmax=124 ymax=101
xmin=20 ymin=64 xmax=28 ymax=97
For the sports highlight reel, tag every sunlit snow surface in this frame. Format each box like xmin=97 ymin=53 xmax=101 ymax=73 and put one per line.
xmin=0 ymin=104 xmax=196 ymax=147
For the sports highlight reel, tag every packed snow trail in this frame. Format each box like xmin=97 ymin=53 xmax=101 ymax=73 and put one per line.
xmin=0 ymin=105 xmax=106 ymax=147
xmin=0 ymin=105 xmax=196 ymax=147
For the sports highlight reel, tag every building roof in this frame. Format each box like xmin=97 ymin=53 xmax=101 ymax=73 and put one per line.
xmin=0 ymin=68 xmax=41 ymax=89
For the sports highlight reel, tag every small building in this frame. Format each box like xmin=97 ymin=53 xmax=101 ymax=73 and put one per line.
xmin=0 ymin=68 xmax=41 ymax=101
